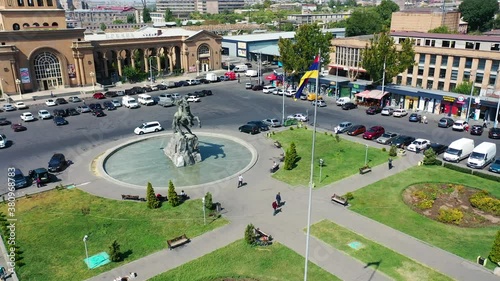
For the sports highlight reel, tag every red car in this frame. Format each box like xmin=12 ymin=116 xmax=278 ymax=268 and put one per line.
xmin=346 ymin=125 xmax=366 ymax=136
xmin=363 ymin=126 xmax=385 ymax=140
xmin=93 ymin=92 xmax=105 ymax=99
xmin=11 ymin=123 xmax=27 ymax=132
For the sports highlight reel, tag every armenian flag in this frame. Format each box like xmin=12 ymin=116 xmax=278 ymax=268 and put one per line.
xmin=294 ymin=55 xmax=320 ymax=100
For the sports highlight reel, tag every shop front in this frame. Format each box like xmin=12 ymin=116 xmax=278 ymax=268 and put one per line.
xmin=439 ymin=95 xmax=466 ymax=117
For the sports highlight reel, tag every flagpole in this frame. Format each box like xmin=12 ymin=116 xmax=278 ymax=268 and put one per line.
xmin=304 ymin=49 xmax=320 ymax=281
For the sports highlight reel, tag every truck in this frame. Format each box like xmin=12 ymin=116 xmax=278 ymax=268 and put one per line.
xmin=467 ymin=142 xmax=496 ymax=169
xmin=443 ymin=138 xmax=475 ymax=162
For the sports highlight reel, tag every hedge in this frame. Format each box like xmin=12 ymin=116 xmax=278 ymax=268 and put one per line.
xmin=443 ymin=163 xmax=472 ymax=174
xmin=472 ymin=171 xmax=500 ymax=182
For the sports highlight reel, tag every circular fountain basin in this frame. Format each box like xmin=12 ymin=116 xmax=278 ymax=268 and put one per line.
xmin=102 ymin=132 xmax=256 ymax=189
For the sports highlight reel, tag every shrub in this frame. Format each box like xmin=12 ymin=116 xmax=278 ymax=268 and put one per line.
xmin=245 ymin=223 xmax=255 ymax=245
xmin=335 ymin=134 xmax=340 ymax=143
xmin=489 ymin=230 xmax=500 ymax=264
xmin=389 ymin=145 xmax=397 ymax=157
xmin=324 ymin=131 xmax=328 ymax=135
xmin=167 ymin=180 xmax=180 ymax=207
xmin=204 ymin=192 xmax=214 ymax=210
xmin=108 ymin=240 xmax=122 ymax=262
xmin=469 ymin=190 xmax=500 ymax=216
xmin=284 ymin=142 xmax=298 ymax=170
xmin=423 ymin=149 xmax=438 ymax=165
xmin=289 ymin=127 xmax=294 ymax=130
xmin=412 ymin=190 xmax=429 ymax=200
xmin=443 ymin=163 xmax=472 ymax=174
xmin=381 ymin=147 xmax=386 ymax=152
xmin=344 ymin=192 xmax=354 ymax=200
xmin=417 ymin=199 xmax=434 ymax=210
xmin=81 ymin=207 xmax=90 ymax=215
xmin=473 ymin=171 xmax=500 ymax=182
xmin=437 ymin=208 xmax=463 ymax=224
xmin=146 ymin=182 xmax=160 ymax=209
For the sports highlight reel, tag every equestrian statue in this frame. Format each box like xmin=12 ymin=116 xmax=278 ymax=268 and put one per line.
xmin=172 ymin=96 xmax=201 ymax=134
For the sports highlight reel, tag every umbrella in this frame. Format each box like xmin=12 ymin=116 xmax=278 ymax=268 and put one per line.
xmin=265 ymin=74 xmax=277 ymax=80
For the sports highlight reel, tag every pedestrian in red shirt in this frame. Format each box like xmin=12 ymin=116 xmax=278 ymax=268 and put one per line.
xmin=272 ymin=201 xmax=278 ymax=216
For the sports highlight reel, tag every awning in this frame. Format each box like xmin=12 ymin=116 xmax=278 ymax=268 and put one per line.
xmin=366 ymin=90 xmax=389 ymax=100
xmin=355 ymin=90 xmax=370 ymax=98
xmin=265 ymin=74 xmax=277 ymax=80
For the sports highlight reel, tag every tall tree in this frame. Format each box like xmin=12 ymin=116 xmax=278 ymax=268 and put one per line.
xmin=375 ymin=0 xmax=399 ymax=26
xmin=452 ymin=81 xmax=478 ymax=96
xmin=167 ymin=180 xmax=179 ymax=207
xmin=346 ymin=8 xmax=383 ymax=37
xmin=126 ymin=14 xmax=136 ymax=24
xmin=143 ymin=7 xmax=152 ymax=23
xmin=164 ymin=8 xmax=174 ymax=22
xmin=459 ymin=0 xmax=499 ymax=32
xmin=146 ymin=182 xmax=160 ymax=209
xmin=361 ymin=30 xmax=415 ymax=85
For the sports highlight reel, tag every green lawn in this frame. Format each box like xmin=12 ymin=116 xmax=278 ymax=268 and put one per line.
xmin=150 ymin=239 xmax=341 ymax=281
xmin=271 ymin=128 xmax=389 ymax=187
xmin=5 ymin=188 xmax=228 ymax=281
xmin=349 ymin=165 xmax=499 ymax=269
xmin=310 ymin=220 xmax=453 ymax=281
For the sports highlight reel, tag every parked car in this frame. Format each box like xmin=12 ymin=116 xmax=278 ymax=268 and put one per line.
xmin=489 ymin=127 xmax=500 ymax=139
xmin=28 ymin=168 xmax=51 ymax=184
xmin=366 ymin=106 xmax=382 ymax=115
xmin=65 ymin=108 xmax=79 ymax=116
xmin=407 ymin=138 xmax=430 ymax=152
xmin=175 ymin=80 xmax=190 ymax=87
xmin=336 ymin=97 xmax=351 ymax=106
xmin=336 ymin=121 xmax=353 ymax=133
xmin=38 ymin=109 xmax=52 ymax=119
xmin=88 ymin=103 xmax=102 ymax=111
xmin=287 ymin=113 xmax=308 ymax=122
xmin=362 ymin=126 xmax=385 ymax=140
xmin=489 ymin=158 xmax=500 ymax=173
xmin=245 ymin=83 xmax=253 ymax=89
xmin=111 ymin=100 xmax=122 ymax=107
xmin=0 ymin=117 xmax=11 ymax=126
xmin=252 ymin=85 xmax=264 ymax=91
xmin=193 ymin=90 xmax=206 ymax=97
xmin=92 ymin=92 xmax=105 ymax=99
xmin=187 ymin=95 xmax=201 ymax=102
xmin=11 ymin=123 xmax=27 ymax=132
xmin=247 ymin=121 xmax=269 ymax=131
xmin=103 ymin=101 xmax=116 ymax=110
xmin=342 ymin=102 xmax=357 ymax=110
xmin=15 ymin=102 xmax=28 ymax=110
xmin=262 ymin=118 xmax=281 ymax=127
xmin=199 ymin=78 xmax=210 ymax=84
xmin=68 ymin=96 xmax=82 ymax=103
xmin=12 ymin=168 xmax=28 ymax=189
xmin=311 ymin=100 xmax=327 ymax=107
xmin=393 ymin=109 xmax=408 ymax=117
xmin=76 ymin=105 xmax=91 ymax=113
xmin=105 ymin=91 xmax=118 ymax=98
xmin=426 ymin=143 xmax=448 ymax=155
xmin=48 ymin=153 xmax=67 ymax=172
xmin=408 ymin=113 xmax=421 ymax=122
xmin=130 ymin=86 xmax=145 ymax=94
xmin=55 ymin=98 xmax=68 ymax=105
xmin=346 ymin=125 xmax=366 ymax=136
xmin=285 ymin=89 xmax=297 ymax=97
xmin=452 ymin=120 xmax=468 ymax=131
xmin=470 ymin=125 xmax=484 ymax=135
xmin=219 ymin=75 xmax=229 ymax=81
xmin=53 ymin=109 xmax=67 ymax=117
xmin=156 ymin=84 xmax=167 ymax=90
xmin=92 ymin=109 xmax=106 ymax=117
xmin=45 ymin=99 xmax=56 ymax=106
xmin=376 ymin=132 xmax=398 ymax=145
xmin=2 ymin=104 xmax=16 ymax=111
xmin=438 ymin=117 xmax=454 ymax=128
xmin=20 ymin=112 xmax=35 ymax=122
xmin=238 ymin=124 xmax=259 ymax=134
xmin=263 ymin=85 xmax=276 ymax=94
xmin=391 ymin=135 xmax=416 ymax=148
xmin=134 ymin=121 xmax=163 ymax=135
xmin=53 ymin=116 xmax=68 ymax=126
xmin=381 ymin=107 xmax=394 ymax=116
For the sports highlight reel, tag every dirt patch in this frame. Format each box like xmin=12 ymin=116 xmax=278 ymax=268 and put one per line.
xmin=403 ymin=183 xmax=499 ymax=227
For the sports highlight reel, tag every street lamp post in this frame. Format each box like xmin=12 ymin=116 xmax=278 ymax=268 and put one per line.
xmin=83 ymin=235 xmax=89 ymax=269
xmin=148 ymin=56 xmax=157 ymax=87
xmin=319 ymin=159 xmax=324 ymax=183
xmin=364 ymin=144 xmax=369 ymax=166
xmin=0 ymin=79 xmax=4 ymax=99
xmin=196 ymin=60 xmax=200 ymax=77
xmin=202 ymin=197 xmax=206 ymax=225
xmin=89 ymin=72 xmax=95 ymax=93
xmin=15 ymin=79 xmax=22 ymax=100
xmin=466 ymin=73 xmax=475 ymax=122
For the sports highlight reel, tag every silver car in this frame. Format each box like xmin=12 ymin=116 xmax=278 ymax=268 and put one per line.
xmin=336 ymin=121 xmax=352 ymax=133
xmin=262 ymin=118 xmax=281 ymax=127
xmin=381 ymin=107 xmax=394 ymax=116
xmin=76 ymin=105 xmax=91 ymax=113
xmin=376 ymin=132 xmax=399 ymax=145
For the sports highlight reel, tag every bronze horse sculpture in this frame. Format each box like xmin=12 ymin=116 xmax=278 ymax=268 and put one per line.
xmin=172 ymin=97 xmax=201 ymax=134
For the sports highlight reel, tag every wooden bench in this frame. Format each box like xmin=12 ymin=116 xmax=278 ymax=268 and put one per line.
xmin=121 ymin=194 xmax=145 ymax=201
xmin=167 ymin=234 xmax=190 ymax=250
xmin=331 ymin=194 xmax=348 ymax=206
xmin=270 ymin=164 xmax=280 ymax=173
xmin=359 ymin=167 xmax=372 ymax=175
xmin=254 ymin=228 xmax=273 ymax=246
xmin=274 ymin=141 xmax=282 ymax=148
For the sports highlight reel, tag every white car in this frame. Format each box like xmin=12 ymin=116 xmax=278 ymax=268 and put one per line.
xmin=134 ymin=121 xmax=163 ymax=135
xmin=272 ymin=88 xmax=285 ymax=95
xmin=407 ymin=138 xmax=430 ymax=152
xmin=45 ymin=99 xmax=56 ymax=107
xmin=186 ymin=95 xmax=200 ymax=102
xmin=452 ymin=120 xmax=468 ymax=131
xmin=285 ymin=89 xmax=297 ymax=97
xmin=15 ymin=102 xmax=28 ymax=110
xmin=381 ymin=107 xmax=394 ymax=116
xmin=262 ymin=85 xmax=276 ymax=93
xmin=393 ymin=109 xmax=408 ymax=117
xmin=2 ymin=104 xmax=16 ymax=111
xmin=312 ymin=100 xmax=326 ymax=107
xmin=111 ymin=100 xmax=122 ymax=107
xmin=287 ymin=113 xmax=308 ymax=122
xmin=20 ymin=112 xmax=35 ymax=122
xmin=38 ymin=109 xmax=52 ymax=119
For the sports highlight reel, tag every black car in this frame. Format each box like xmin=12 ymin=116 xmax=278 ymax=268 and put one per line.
xmin=53 ymin=109 xmax=67 ymax=117
xmin=92 ymin=109 xmax=106 ymax=117
xmin=408 ymin=113 xmax=422 ymax=122
xmin=247 ymin=121 xmax=269 ymax=131
xmin=156 ymin=84 xmax=167 ymax=90
xmin=252 ymin=85 xmax=264 ymax=91
xmin=103 ymin=101 xmax=116 ymax=110
xmin=245 ymin=62 xmax=252 ymax=68
xmin=366 ymin=106 xmax=382 ymax=115
xmin=199 ymin=79 xmax=210 ymax=84
xmin=391 ymin=135 xmax=416 ymax=148
xmin=342 ymin=102 xmax=357 ymax=110
xmin=143 ymin=86 xmax=153 ymax=92
xmin=105 ymin=91 xmax=118 ymax=98
xmin=426 ymin=143 xmax=448 ymax=155
xmin=65 ymin=108 xmax=80 ymax=116
xmin=125 ymin=88 xmax=137 ymax=95
xmin=48 ymin=153 xmax=67 ymax=172
xmin=238 ymin=124 xmax=259 ymax=134
xmin=470 ymin=125 xmax=484 ymax=135
xmin=0 ymin=117 xmax=11 ymax=126
xmin=53 ymin=116 xmax=68 ymax=126
xmin=193 ymin=91 xmax=206 ymax=97
xmin=88 ymin=103 xmax=102 ymax=111
xmin=175 ymin=81 xmax=190 ymax=87
xmin=29 ymin=168 xmax=51 ymax=184
xmin=55 ymin=98 xmax=68 ymax=105
xmin=438 ymin=118 xmax=454 ymax=128
xmin=202 ymin=90 xmax=213 ymax=96
xmin=489 ymin=127 xmax=500 ymax=139
xmin=131 ymin=86 xmax=145 ymax=94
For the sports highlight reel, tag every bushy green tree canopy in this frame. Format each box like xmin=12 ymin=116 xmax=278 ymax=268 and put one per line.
xmin=459 ymin=0 xmax=499 ymax=31
xmin=346 ymin=8 xmax=383 ymax=37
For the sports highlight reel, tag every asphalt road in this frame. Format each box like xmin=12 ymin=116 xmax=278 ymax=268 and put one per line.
xmin=0 ymin=79 xmax=499 ymax=194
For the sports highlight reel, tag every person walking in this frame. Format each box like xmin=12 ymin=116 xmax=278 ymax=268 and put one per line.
xmin=237 ymin=174 xmax=243 ymax=188
xmin=272 ymin=201 xmax=278 ymax=216
xmin=36 ymin=177 xmax=41 ymax=188
xmin=276 ymin=192 xmax=281 ymax=206
xmin=388 ymin=158 xmax=393 ymax=170
xmin=237 ymin=74 xmax=240 ymax=83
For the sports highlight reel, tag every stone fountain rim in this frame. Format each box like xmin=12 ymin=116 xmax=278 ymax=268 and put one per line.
xmin=97 ymin=131 xmax=258 ymax=189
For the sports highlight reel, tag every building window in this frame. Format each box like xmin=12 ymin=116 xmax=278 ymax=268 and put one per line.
xmin=489 ymin=73 xmax=497 ymax=85
xmin=418 ymin=66 xmax=424 ymax=75
xmin=475 ymin=73 xmax=483 ymax=84
xmin=407 ymin=77 xmax=412 ymax=86
xmin=396 ymin=76 xmax=402 ymax=85
xmin=438 ymin=81 xmax=444 ymax=90
xmin=426 ymin=80 xmax=433 ymax=89
xmin=428 ymin=68 xmax=435 ymax=77
xmin=463 ymin=71 xmax=471 ymax=81
xmin=43 ymin=22 xmax=49 ymax=26
xmin=47 ymin=0 xmax=53 ymax=6
xmin=52 ymin=22 xmax=58 ymax=27
xmin=27 ymin=0 xmax=33 ymax=6
xmin=33 ymin=22 xmax=39 ymax=26
xmin=415 ymin=39 xmax=421 ymax=46
xmin=441 ymin=56 xmax=448 ymax=66
xmin=491 ymin=44 xmax=500 ymax=51
xmin=425 ymin=39 xmax=435 ymax=47
xmin=452 ymin=57 xmax=460 ymax=67
xmin=449 ymin=83 xmax=456 ymax=91
xmin=419 ymin=54 xmax=426 ymax=64
xmin=492 ymin=60 xmax=499 ymax=72
xmin=475 ymin=43 xmax=480 ymax=50
xmin=33 ymin=51 xmax=63 ymax=86
xmin=442 ymin=40 xmax=450 ymax=47
xmin=13 ymin=23 xmax=20 ymax=30
xmin=465 ymin=58 xmax=472 ymax=68
xmin=465 ymin=42 xmax=474 ymax=49
xmin=417 ymin=78 xmax=422 ymax=87
xmin=407 ymin=66 xmax=413 ymax=74
xmin=22 ymin=23 xmax=29 ymax=28
xmin=451 ymin=69 xmax=458 ymax=80
xmin=37 ymin=0 xmax=43 ymax=6
xmin=430 ymin=54 xmax=436 ymax=65
xmin=439 ymin=69 xmax=446 ymax=78
xmin=477 ymin=59 xmax=486 ymax=70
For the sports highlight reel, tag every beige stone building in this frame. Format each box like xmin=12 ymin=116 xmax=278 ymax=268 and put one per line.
xmin=390 ymin=9 xmax=461 ymax=33
xmin=0 ymin=0 xmax=222 ymax=95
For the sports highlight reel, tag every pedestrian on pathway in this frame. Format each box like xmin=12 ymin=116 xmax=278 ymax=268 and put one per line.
xmin=50 ymin=91 xmax=54 ymax=97
xmin=272 ymin=201 xmax=278 ymax=216
xmin=36 ymin=177 xmax=41 ymax=188
xmin=483 ymin=120 xmax=488 ymax=128
xmin=464 ymin=123 xmax=470 ymax=132
xmin=388 ymin=158 xmax=393 ymax=170
xmin=423 ymin=115 xmax=427 ymax=124
xmin=276 ymin=192 xmax=281 ymax=206
xmin=237 ymin=74 xmax=240 ymax=83
xmin=237 ymin=174 xmax=243 ymax=188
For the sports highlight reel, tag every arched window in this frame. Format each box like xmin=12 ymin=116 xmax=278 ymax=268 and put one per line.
xmin=33 ymin=52 xmax=63 ymax=87
xmin=37 ymin=0 xmax=43 ymax=5
xmin=51 ymin=22 xmax=58 ymax=27
xmin=22 ymin=23 xmax=29 ymax=28
xmin=27 ymin=0 xmax=34 ymax=6
xmin=33 ymin=22 xmax=39 ymax=27
xmin=43 ymin=22 xmax=49 ymax=27
xmin=17 ymin=0 xmax=24 ymax=6
xmin=197 ymin=44 xmax=210 ymax=58
xmin=12 ymin=24 xmax=20 ymax=30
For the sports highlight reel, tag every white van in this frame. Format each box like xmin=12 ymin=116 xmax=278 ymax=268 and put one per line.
xmin=336 ymin=97 xmax=351 ymax=106
xmin=205 ymin=72 xmax=218 ymax=82
xmin=137 ymin=94 xmax=154 ymax=106
xmin=0 ymin=134 xmax=7 ymax=148
xmin=467 ymin=142 xmax=497 ymax=169
xmin=233 ymin=64 xmax=248 ymax=73
xmin=122 ymin=95 xmax=139 ymax=109
xmin=443 ymin=138 xmax=475 ymax=162
xmin=245 ymin=70 xmax=258 ymax=77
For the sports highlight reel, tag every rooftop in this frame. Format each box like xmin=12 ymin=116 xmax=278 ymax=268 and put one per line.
xmin=84 ymin=27 xmax=199 ymax=41
xmin=390 ymin=31 xmax=500 ymax=43
xmin=223 ymin=28 xmax=345 ymax=42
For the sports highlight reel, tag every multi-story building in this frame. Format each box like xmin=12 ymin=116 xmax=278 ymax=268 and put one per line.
xmin=330 ymin=32 xmax=500 ymax=121
xmin=156 ymin=0 xmax=245 ymax=18
xmin=65 ymin=6 xmax=137 ymax=29
xmin=390 ymin=9 xmax=461 ymax=33
xmin=287 ymin=12 xmax=350 ymax=25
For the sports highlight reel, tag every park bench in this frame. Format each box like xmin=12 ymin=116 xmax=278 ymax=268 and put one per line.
xmin=274 ymin=141 xmax=282 ymax=148
xmin=254 ymin=228 xmax=273 ymax=246
xmin=167 ymin=234 xmax=190 ymax=250
xmin=121 ymin=194 xmax=145 ymax=201
xmin=359 ymin=166 xmax=372 ymax=175
xmin=331 ymin=194 xmax=348 ymax=206
xmin=270 ymin=163 xmax=280 ymax=173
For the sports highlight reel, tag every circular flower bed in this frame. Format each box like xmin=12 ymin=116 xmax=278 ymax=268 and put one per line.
xmin=402 ymin=183 xmax=500 ymax=227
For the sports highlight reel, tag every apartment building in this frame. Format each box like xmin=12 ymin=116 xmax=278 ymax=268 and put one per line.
xmin=66 ymin=7 xmax=136 ymax=29
xmin=390 ymin=9 xmax=461 ymax=33
xmin=156 ymin=0 xmax=245 ymax=18
xmin=287 ymin=12 xmax=350 ymax=25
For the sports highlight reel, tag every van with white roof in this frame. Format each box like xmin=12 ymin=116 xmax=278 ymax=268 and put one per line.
xmin=137 ymin=94 xmax=154 ymax=106
xmin=467 ymin=142 xmax=496 ymax=169
xmin=443 ymin=138 xmax=474 ymax=162
xmin=122 ymin=95 xmax=139 ymax=109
